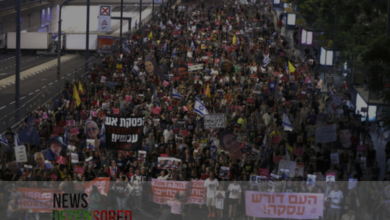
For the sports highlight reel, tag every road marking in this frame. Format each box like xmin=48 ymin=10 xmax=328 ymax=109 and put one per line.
xmin=29 ymin=92 xmax=33 ymax=95
xmin=0 ymin=106 xmax=5 ymax=110
xmin=20 ymin=96 xmax=25 ymax=100
xmin=9 ymin=101 xmax=15 ymax=105
xmin=49 ymin=83 xmax=53 ymax=85
xmin=42 ymin=86 xmax=46 ymax=89
xmin=35 ymin=89 xmax=40 ymax=92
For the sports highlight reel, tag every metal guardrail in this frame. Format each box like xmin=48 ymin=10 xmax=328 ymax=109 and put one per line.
xmin=0 ymin=55 xmax=101 ymax=134
xmin=0 ymin=0 xmax=178 ymax=134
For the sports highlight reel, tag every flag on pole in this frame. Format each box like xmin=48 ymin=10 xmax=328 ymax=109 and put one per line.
xmin=263 ymin=53 xmax=270 ymax=66
xmin=154 ymin=89 xmax=160 ymax=106
xmin=100 ymin=123 xmax=106 ymax=142
xmin=0 ymin=134 xmax=8 ymax=146
xmin=194 ymin=98 xmax=209 ymax=116
xmin=64 ymin=128 xmax=69 ymax=146
xmin=282 ymin=112 xmax=293 ymax=131
xmin=132 ymin=64 xmax=140 ymax=75
xmin=172 ymin=88 xmax=183 ymax=99
xmin=206 ymin=84 xmax=211 ymax=97
xmin=73 ymin=84 xmax=81 ymax=106
xmin=148 ymin=31 xmax=153 ymax=39
xmin=190 ymin=40 xmax=195 ymax=51
xmin=14 ymin=133 xmax=21 ymax=146
xmin=135 ymin=20 xmax=137 ymax=28
xmin=288 ymin=61 xmax=296 ymax=73
xmin=78 ymin=81 xmax=83 ymax=94
xmin=232 ymin=34 xmax=237 ymax=45
xmin=262 ymin=133 xmax=267 ymax=147
xmin=122 ymin=42 xmax=131 ymax=54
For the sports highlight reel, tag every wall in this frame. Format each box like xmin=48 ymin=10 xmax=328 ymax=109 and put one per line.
xmin=0 ymin=0 xmax=62 ymax=35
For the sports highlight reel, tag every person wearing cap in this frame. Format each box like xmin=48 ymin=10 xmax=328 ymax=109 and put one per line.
xmin=34 ymin=152 xmax=54 ymax=169
xmin=41 ymin=136 xmax=66 ymax=161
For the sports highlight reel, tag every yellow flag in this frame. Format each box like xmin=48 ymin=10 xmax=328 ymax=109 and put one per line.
xmin=148 ymin=31 xmax=153 ymax=39
xmin=73 ymin=84 xmax=81 ymax=107
xmin=78 ymin=81 xmax=83 ymax=94
xmin=288 ymin=61 xmax=296 ymax=73
xmin=206 ymin=84 xmax=211 ymax=97
xmin=157 ymin=40 xmax=160 ymax=44
xmin=233 ymin=34 xmax=237 ymax=45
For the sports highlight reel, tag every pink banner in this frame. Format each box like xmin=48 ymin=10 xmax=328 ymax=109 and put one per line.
xmin=151 ymin=179 xmax=205 ymax=205
xmin=245 ymin=192 xmax=324 ymax=219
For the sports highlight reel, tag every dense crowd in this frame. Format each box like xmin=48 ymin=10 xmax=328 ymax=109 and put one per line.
xmin=0 ymin=0 xmax=389 ymax=220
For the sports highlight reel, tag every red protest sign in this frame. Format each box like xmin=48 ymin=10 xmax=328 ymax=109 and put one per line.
xmin=168 ymin=106 xmax=173 ymax=111
xmin=70 ymin=127 xmax=79 ymax=136
xmin=271 ymin=136 xmax=281 ymax=145
xmin=172 ymin=129 xmax=179 ymax=134
xmin=182 ymin=130 xmax=189 ymax=137
xmin=160 ymin=153 xmax=168 ymax=158
xmin=357 ymin=145 xmax=368 ymax=152
xmin=50 ymin=174 xmax=58 ymax=180
xmin=113 ymin=108 xmax=119 ymax=115
xmin=182 ymin=106 xmax=189 ymax=111
xmin=247 ymin=98 xmax=255 ymax=104
xmin=125 ymin=95 xmax=132 ymax=102
xmin=66 ymin=120 xmax=74 ymax=127
xmin=56 ymin=156 xmax=67 ymax=165
xmin=294 ymin=148 xmax=304 ymax=156
xmin=152 ymin=107 xmax=161 ymax=114
xmin=259 ymin=168 xmax=269 ymax=176
xmin=174 ymin=76 xmax=181 ymax=81
xmin=273 ymin=156 xmax=282 ymax=164
xmin=74 ymin=166 xmax=84 ymax=174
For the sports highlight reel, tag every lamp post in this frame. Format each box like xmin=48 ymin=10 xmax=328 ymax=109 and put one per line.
xmin=15 ymin=0 xmax=20 ymax=123
xmin=85 ymin=0 xmax=90 ymax=75
xmin=120 ymin=0 xmax=124 ymax=52
xmin=57 ymin=0 xmax=71 ymax=91
xmin=139 ymin=0 xmax=142 ymax=29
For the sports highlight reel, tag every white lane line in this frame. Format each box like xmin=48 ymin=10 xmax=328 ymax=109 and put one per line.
xmin=42 ymin=86 xmax=46 ymax=89
xmin=29 ymin=92 xmax=33 ymax=95
xmin=20 ymin=96 xmax=25 ymax=100
xmin=0 ymin=106 xmax=5 ymax=110
xmin=35 ymin=89 xmax=40 ymax=92
xmin=49 ymin=83 xmax=53 ymax=85
xmin=9 ymin=101 xmax=15 ymax=105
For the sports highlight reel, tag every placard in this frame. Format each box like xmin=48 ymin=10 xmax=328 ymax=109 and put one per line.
xmin=105 ymin=116 xmax=144 ymax=151
xmin=245 ymin=192 xmax=324 ymax=219
xmin=204 ymin=113 xmax=226 ymax=129
xmin=71 ymin=153 xmax=79 ymax=163
xmin=315 ymin=124 xmax=337 ymax=143
xmin=330 ymin=153 xmax=339 ymax=165
xmin=188 ymin=64 xmax=204 ymax=71
xmin=278 ymin=160 xmax=296 ymax=178
xmin=15 ymin=145 xmax=27 ymax=162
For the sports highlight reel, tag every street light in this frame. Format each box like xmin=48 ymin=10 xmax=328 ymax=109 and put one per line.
xmin=57 ymin=0 xmax=72 ymax=92
xmin=15 ymin=0 xmax=21 ymax=123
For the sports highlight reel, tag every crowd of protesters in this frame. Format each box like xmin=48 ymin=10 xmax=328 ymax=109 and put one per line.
xmin=0 ymin=0 xmax=390 ymax=220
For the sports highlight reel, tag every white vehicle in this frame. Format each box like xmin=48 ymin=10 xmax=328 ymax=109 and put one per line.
xmin=0 ymin=32 xmax=52 ymax=54
xmin=64 ymin=33 xmax=98 ymax=51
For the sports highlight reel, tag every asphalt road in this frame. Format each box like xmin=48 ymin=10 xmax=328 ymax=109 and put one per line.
xmin=0 ymin=53 xmax=58 ymax=80
xmin=0 ymin=54 xmax=98 ymax=132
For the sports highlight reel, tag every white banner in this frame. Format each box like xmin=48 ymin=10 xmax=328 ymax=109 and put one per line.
xmin=204 ymin=113 xmax=226 ymax=129
xmin=15 ymin=145 xmax=27 ymax=162
xmin=188 ymin=64 xmax=204 ymax=71
xmin=315 ymin=124 xmax=337 ymax=143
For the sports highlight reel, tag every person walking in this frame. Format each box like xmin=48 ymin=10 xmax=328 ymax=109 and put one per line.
xmin=166 ymin=193 xmax=183 ymax=220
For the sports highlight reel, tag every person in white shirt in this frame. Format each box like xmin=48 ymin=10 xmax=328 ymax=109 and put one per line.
xmin=227 ymin=178 xmax=242 ymax=219
xmin=328 ymin=184 xmax=343 ymax=220
xmin=341 ymin=209 xmax=355 ymax=220
xmin=215 ymin=185 xmax=225 ymax=219
xmin=157 ymin=170 xmax=171 ymax=180
xmin=163 ymin=126 xmax=174 ymax=143
xmin=204 ymin=171 xmax=219 ymax=218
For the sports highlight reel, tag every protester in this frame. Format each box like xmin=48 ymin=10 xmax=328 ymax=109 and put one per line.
xmin=0 ymin=1 xmax=387 ymax=220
